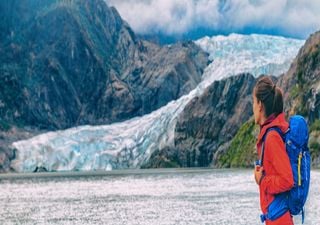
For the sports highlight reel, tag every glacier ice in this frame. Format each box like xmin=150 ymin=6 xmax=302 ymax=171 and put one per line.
xmin=195 ymin=33 xmax=305 ymax=82
xmin=11 ymin=34 xmax=305 ymax=172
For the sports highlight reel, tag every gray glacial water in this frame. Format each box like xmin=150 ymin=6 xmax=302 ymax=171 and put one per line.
xmin=0 ymin=169 xmax=319 ymax=225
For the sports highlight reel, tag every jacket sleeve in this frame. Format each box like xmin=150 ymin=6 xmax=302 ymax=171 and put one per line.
xmin=260 ymin=131 xmax=294 ymax=195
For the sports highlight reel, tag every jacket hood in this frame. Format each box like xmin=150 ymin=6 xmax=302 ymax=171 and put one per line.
xmin=257 ymin=112 xmax=289 ymax=144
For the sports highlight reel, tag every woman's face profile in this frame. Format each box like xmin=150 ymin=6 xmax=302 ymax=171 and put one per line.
xmin=253 ymin=92 xmax=262 ymax=125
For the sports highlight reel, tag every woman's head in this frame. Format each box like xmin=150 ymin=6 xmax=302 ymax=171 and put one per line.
xmin=253 ymin=76 xmax=283 ymax=125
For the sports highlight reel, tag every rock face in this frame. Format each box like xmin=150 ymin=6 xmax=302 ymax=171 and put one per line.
xmin=278 ymin=31 xmax=320 ymax=117
xmin=174 ymin=73 xmax=256 ymax=167
xmin=279 ymin=31 xmax=320 ymax=100
xmin=278 ymin=30 xmax=320 ymax=167
xmin=0 ymin=127 xmax=43 ymax=172
xmin=0 ymin=0 xmax=209 ymax=172
xmin=0 ymin=0 xmax=209 ymax=130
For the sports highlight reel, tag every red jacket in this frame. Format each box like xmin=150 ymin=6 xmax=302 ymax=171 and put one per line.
xmin=256 ymin=113 xmax=294 ymax=215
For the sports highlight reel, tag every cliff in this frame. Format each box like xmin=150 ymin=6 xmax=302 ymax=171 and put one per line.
xmin=0 ymin=0 xmax=209 ymax=130
xmin=0 ymin=0 xmax=209 ymax=172
xmin=145 ymin=73 xmax=256 ymax=168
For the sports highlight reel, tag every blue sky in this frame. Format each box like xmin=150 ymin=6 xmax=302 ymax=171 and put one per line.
xmin=106 ymin=0 xmax=320 ymax=41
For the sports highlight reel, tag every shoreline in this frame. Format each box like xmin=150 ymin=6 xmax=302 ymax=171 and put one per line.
xmin=0 ymin=168 xmax=238 ymax=180
xmin=1 ymin=168 xmax=319 ymax=180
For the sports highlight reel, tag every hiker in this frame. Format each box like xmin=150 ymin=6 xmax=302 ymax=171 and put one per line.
xmin=253 ymin=76 xmax=294 ymax=225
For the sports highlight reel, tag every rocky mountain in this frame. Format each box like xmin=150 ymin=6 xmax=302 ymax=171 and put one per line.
xmin=218 ymin=31 xmax=320 ymax=168
xmin=144 ymin=73 xmax=256 ymax=168
xmin=146 ymin=31 xmax=320 ymax=169
xmin=278 ymin=31 xmax=320 ymax=115
xmin=279 ymin=31 xmax=320 ymax=167
xmin=1 ymin=1 xmax=317 ymax=172
xmin=174 ymin=73 xmax=256 ymax=167
xmin=0 ymin=0 xmax=209 ymax=172
xmin=0 ymin=0 xmax=209 ymax=130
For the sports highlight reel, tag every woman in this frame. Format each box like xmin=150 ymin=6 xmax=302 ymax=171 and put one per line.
xmin=253 ymin=76 xmax=294 ymax=225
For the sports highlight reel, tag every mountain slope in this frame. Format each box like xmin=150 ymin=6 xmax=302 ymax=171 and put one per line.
xmin=143 ymin=73 xmax=256 ymax=168
xmin=279 ymin=31 xmax=320 ymax=167
xmin=144 ymin=34 xmax=304 ymax=169
xmin=218 ymin=31 xmax=320 ymax=168
xmin=174 ymin=73 xmax=256 ymax=167
xmin=0 ymin=0 xmax=209 ymax=130
xmin=8 ymin=33 xmax=304 ymax=173
xmin=0 ymin=0 xmax=209 ymax=172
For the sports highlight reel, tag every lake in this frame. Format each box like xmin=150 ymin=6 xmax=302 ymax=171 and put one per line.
xmin=0 ymin=169 xmax=319 ymax=225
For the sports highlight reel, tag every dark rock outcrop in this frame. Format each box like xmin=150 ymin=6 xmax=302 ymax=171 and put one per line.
xmin=0 ymin=127 xmax=43 ymax=172
xmin=172 ymin=73 xmax=256 ymax=167
xmin=141 ymin=147 xmax=180 ymax=169
xmin=0 ymin=0 xmax=209 ymax=172
xmin=0 ymin=0 xmax=209 ymax=130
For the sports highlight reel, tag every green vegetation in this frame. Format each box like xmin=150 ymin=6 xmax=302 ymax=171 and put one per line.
xmin=217 ymin=119 xmax=258 ymax=168
xmin=310 ymin=120 xmax=320 ymax=132
xmin=310 ymin=47 xmax=320 ymax=70
xmin=297 ymin=69 xmax=304 ymax=87
xmin=218 ymin=118 xmax=320 ymax=168
xmin=310 ymin=140 xmax=320 ymax=160
xmin=290 ymin=85 xmax=300 ymax=99
xmin=292 ymin=45 xmax=320 ymax=116
xmin=275 ymin=46 xmax=320 ymax=165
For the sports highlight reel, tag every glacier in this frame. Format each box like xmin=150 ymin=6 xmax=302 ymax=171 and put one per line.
xmin=11 ymin=34 xmax=305 ymax=172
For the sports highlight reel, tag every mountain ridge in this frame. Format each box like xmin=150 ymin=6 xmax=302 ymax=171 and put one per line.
xmin=0 ymin=0 xmax=209 ymax=172
xmin=0 ymin=0 xmax=209 ymax=130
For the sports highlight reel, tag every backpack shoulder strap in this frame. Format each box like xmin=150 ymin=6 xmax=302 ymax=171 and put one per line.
xmin=260 ymin=127 xmax=285 ymax=166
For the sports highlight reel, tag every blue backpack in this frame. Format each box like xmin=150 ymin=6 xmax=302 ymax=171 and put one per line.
xmin=259 ymin=115 xmax=311 ymax=224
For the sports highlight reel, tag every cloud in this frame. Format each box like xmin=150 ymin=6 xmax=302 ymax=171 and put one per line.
xmin=105 ymin=0 xmax=320 ymax=39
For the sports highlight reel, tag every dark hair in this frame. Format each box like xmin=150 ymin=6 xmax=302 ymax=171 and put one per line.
xmin=254 ymin=76 xmax=283 ymax=117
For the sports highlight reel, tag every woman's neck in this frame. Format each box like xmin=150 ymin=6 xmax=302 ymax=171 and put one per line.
xmin=260 ymin=113 xmax=277 ymax=127
xmin=260 ymin=117 xmax=267 ymax=126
